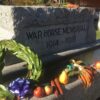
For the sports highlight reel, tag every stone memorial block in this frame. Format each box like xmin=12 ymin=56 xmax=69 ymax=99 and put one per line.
xmin=0 ymin=6 xmax=96 ymax=60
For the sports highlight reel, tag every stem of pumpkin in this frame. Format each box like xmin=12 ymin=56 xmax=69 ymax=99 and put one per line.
xmin=70 ymin=59 xmax=84 ymax=71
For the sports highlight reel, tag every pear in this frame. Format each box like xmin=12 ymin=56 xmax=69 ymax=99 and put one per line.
xmin=59 ymin=70 xmax=69 ymax=85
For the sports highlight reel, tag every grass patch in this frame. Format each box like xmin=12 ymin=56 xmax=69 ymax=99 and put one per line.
xmin=96 ymin=30 xmax=100 ymax=40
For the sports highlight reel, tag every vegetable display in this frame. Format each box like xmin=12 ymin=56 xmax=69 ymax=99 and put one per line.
xmin=0 ymin=39 xmax=100 ymax=100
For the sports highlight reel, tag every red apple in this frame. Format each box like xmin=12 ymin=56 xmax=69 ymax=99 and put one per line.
xmin=33 ymin=86 xmax=45 ymax=98
xmin=44 ymin=85 xmax=53 ymax=96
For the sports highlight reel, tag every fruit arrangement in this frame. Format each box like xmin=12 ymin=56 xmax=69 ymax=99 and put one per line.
xmin=0 ymin=40 xmax=100 ymax=100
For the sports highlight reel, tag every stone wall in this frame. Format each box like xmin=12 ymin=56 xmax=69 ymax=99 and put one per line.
xmin=0 ymin=6 xmax=96 ymax=65
xmin=0 ymin=6 xmax=96 ymax=57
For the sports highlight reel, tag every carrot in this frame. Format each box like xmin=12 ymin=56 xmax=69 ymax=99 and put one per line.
xmin=54 ymin=78 xmax=63 ymax=95
xmin=51 ymin=80 xmax=59 ymax=97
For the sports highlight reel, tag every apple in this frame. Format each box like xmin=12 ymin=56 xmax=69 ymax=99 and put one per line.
xmin=44 ymin=85 xmax=53 ymax=96
xmin=33 ymin=86 xmax=45 ymax=98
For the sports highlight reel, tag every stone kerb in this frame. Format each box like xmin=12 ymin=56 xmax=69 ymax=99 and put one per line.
xmin=31 ymin=71 xmax=100 ymax=100
xmin=0 ymin=6 xmax=96 ymax=56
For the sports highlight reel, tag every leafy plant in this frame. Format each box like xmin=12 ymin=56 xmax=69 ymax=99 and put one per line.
xmin=0 ymin=40 xmax=43 ymax=82
xmin=0 ymin=84 xmax=14 ymax=100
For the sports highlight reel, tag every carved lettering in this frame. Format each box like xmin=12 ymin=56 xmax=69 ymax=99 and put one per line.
xmin=26 ymin=23 xmax=87 ymax=40
xmin=46 ymin=40 xmax=59 ymax=48
xmin=26 ymin=32 xmax=38 ymax=39
xmin=25 ymin=23 xmax=87 ymax=51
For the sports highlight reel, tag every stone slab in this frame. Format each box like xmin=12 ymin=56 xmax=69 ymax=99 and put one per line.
xmin=0 ymin=6 xmax=96 ymax=65
xmin=0 ymin=6 xmax=96 ymax=57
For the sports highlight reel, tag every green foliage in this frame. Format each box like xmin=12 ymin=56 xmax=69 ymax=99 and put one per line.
xmin=0 ymin=85 xmax=14 ymax=100
xmin=0 ymin=40 xmax=43 ymax=82
xmin=96 ymin=30 xmax=100 ymax=39
xmin=2 ymin=0 xmax=46 ymax=5
xmin=35 ymin=0 xmax=44 ymax=4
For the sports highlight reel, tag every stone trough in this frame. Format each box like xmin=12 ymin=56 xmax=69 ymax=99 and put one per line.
xmin=31 ymin=70 xmax=100 ymax=100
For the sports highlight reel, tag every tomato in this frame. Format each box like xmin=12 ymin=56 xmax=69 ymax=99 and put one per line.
xmin=59 ymin=70 xmax=69 ymax=85
xmin=44 ymin=85 xmax=53 ymax=96
xmin=33 ymin=86 xmax=45 ymax=98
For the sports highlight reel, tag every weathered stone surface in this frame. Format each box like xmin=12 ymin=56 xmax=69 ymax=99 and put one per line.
xmin=0 ymin=6 xmax=96 ymax=54
xmin=0 ymin=6 xmax=96 ymax=64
